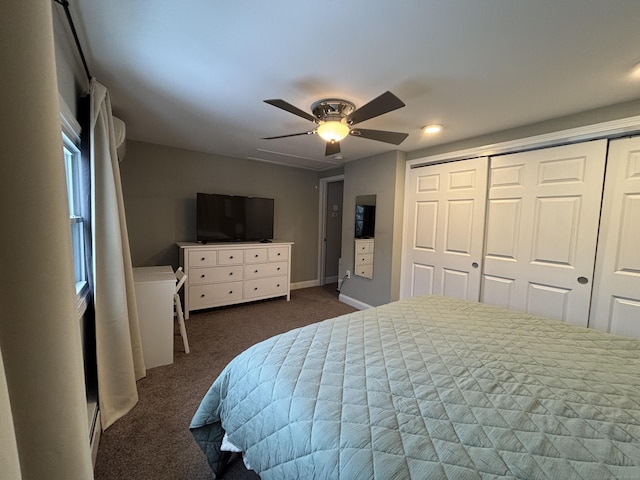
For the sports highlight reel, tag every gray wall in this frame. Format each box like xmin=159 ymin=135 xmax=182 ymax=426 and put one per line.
xmin=340 ymin=150 xmax=406 ymax=306
xmin=119 ymin=140 xmax=321 ymax=284
xmin=52 ymin=6 xmax=87 ymax=117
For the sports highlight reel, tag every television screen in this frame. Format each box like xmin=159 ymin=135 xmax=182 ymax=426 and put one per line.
xmin=196 ymin=193 xmax=274 ymax=243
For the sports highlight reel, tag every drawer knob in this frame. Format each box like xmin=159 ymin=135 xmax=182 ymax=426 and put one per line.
xmin=229 ymin=272 xmax=234 ymax=276
xmin=255 ymin=254 xmax=259 ymax=258
xmin=277 ymin=267 xmax=280 ymax=271
xmin=201 ymin=274 xmax=205 ymax=278
xmin=254 ymin=269 xmax=259 ymax=273
xmin=201 ymin=257 xmax=205 ymax=261
xmin=200 ymin=294 xmax=205 ymax=298
xmin=277 ymin=253 xmax=281 ymax=256
xmin=254 ymin=287 xmax=258 ymax=291
xmin=229 ymin=290 xmax=233 ymax=294
xmin=277 ymin=284 xmax=280 ymax=287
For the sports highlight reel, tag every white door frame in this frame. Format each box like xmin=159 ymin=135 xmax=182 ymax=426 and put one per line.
xmin=318 ymin=174 xmax=344 ymax=286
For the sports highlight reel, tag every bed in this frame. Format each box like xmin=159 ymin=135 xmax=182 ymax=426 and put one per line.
xmin=190 ymin=295 xmax=640 ymax=479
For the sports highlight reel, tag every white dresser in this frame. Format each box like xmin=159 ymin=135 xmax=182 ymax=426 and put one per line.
xmin=178 ymin=241 xmax=293 ymax=318
xmin=354 ymin=239 xmax=374 ymax=279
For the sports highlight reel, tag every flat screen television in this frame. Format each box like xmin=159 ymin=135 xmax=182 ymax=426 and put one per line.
xmin=355 ymin=204 xmax=376 ymax=238
xmin=196 ymin=193 xmax=274 ymax=243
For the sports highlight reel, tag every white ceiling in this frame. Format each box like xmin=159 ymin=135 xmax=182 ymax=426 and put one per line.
xmin=71 ymin=0 xmax=640 ymax=171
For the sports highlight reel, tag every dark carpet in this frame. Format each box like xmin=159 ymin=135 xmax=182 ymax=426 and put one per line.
xmin=93 ymin=284 xmax=356 ymax=480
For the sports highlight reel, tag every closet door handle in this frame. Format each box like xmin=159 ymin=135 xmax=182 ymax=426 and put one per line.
xmin=577 ymin=276 xmax=589 ymax=285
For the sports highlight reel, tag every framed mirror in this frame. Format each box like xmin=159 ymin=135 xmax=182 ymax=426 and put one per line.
xmin=354 ymin=195 xmax=376 ymax=279
xmin=355 ymin=195 xmax=376 ymax=239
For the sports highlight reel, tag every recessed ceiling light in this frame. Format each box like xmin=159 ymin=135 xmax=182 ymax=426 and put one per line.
xmin=423 ymin=124 xmax=443 ymax=134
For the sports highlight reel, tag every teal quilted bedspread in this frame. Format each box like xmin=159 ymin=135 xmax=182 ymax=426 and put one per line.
xmin=190 ymin=295 xmax=640 ymax=479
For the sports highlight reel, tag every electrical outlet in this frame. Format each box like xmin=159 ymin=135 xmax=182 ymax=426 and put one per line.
xmin=346 ymin=270 xmax=351 ymax=279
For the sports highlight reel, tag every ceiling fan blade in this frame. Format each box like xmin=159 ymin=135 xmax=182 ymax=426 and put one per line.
xmin=325 ymin=140 xmax=341 ymax=156
xmin=264 ymin=99 xmax=317 ymax=123
xmin=262 ymin=131 xmax=315 ymax=140
xmin=350 ymin=128 xmax=409 ymax=145
xmin=347 ymin=91 xmax=405 ymax=126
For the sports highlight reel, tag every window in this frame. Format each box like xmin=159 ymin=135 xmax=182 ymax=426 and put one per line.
xmin=60 ymin=96 xmax=89 ymax=300
xmin=60 ymin=97 xmax=97 ymax=436
xmin=62 ymin=135 xmax=87 ymax=292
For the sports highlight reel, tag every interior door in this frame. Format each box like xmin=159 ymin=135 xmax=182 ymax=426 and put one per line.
xmin=401 ymin=157 xmax=488 ymax=300
xmin=482 ymin=140 xmax=607 ymax=326
xmin=324 ymin=180 xmax=343 ymax=284
xmin=589 ymin=136 xmax=640 ymax=338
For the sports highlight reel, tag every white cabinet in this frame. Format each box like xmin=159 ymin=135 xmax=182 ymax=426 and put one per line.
xmin=133 ymin=266 xmax=176 ymax=369
xmin=354 ymin=239 xmax=374 ymax=279
xmin=178 ymin=241 xmax=292 ymax=318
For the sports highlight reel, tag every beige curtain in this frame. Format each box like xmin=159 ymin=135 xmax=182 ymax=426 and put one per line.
xmin=0 ymin=349 xmax=22 ymax=480
xmin=91 ymin=79 xmax=146 ymax=429
xmin=0 ymin=1 xmax=94 ymax=479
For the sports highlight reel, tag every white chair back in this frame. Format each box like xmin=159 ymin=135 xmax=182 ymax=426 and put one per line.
xmin=175 ymin=266 xmax=187 ymax=293
xmin=174 ymin=267 xmax=190 ymax=354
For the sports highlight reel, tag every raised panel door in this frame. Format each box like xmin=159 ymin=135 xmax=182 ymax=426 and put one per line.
xmin=482 ymin=140 xmax=607 ymax=326
xmin=401 ymin=157 xmax=488 ymax=300
xmin=590 ymin=137 xmax=640 ymax=338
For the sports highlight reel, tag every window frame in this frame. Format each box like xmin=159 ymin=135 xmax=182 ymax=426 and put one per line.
xmin=60 ymin=96 xmax=90 ymax=315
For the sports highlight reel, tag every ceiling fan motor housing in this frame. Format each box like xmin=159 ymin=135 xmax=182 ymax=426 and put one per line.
xmin=311 ymin=99 xmax=355 ymax=123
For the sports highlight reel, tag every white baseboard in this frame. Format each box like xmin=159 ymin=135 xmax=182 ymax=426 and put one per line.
xmin=291 ymin=279 xmax=320 ymax=290
xmin=339 ymin=294 xmax=374 ymax=310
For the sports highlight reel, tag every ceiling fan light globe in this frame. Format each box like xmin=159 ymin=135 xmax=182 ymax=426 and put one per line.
xmin=317 ymin=121 xmax=350 ymax=142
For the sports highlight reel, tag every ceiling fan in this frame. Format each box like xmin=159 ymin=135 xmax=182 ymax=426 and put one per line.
xmin=262 ymin=91 xmax=409 ymax=156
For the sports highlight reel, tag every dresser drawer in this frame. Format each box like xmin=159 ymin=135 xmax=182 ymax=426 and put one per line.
xmin=189 ymin=265 xmax=243 ymax=285
xmin=355 ymin=265 xmax=373 ymax=278
xmin=243 ymin=275 xmax=288 ymax=299
xmin=189 ymin=282 xmax=243 ymax=308
xmin=268 ymin=246 xmax=289 ymax=261
xmin=245 ymin=248 xmax=268 ymax=264
xmin=355 ymin=253 xmax=374 ymax=266
xmin=243 ymin=261 xmax=287 ymax=279
xmin=217 ymin=249 xmax=244 ymax=265
xmin=355 ymin=241 xmax=374 ymax=254
xmin=188 ymin=250 xmax=217 ymax=267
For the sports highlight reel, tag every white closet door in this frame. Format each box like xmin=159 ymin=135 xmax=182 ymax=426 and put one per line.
xmin=482 ymin=140 xmax=607 ymax=326
xmin=590 ymin=137 xmax=640 ymax=338
xmin=401 ymin=157 xmax=488 ymax=300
